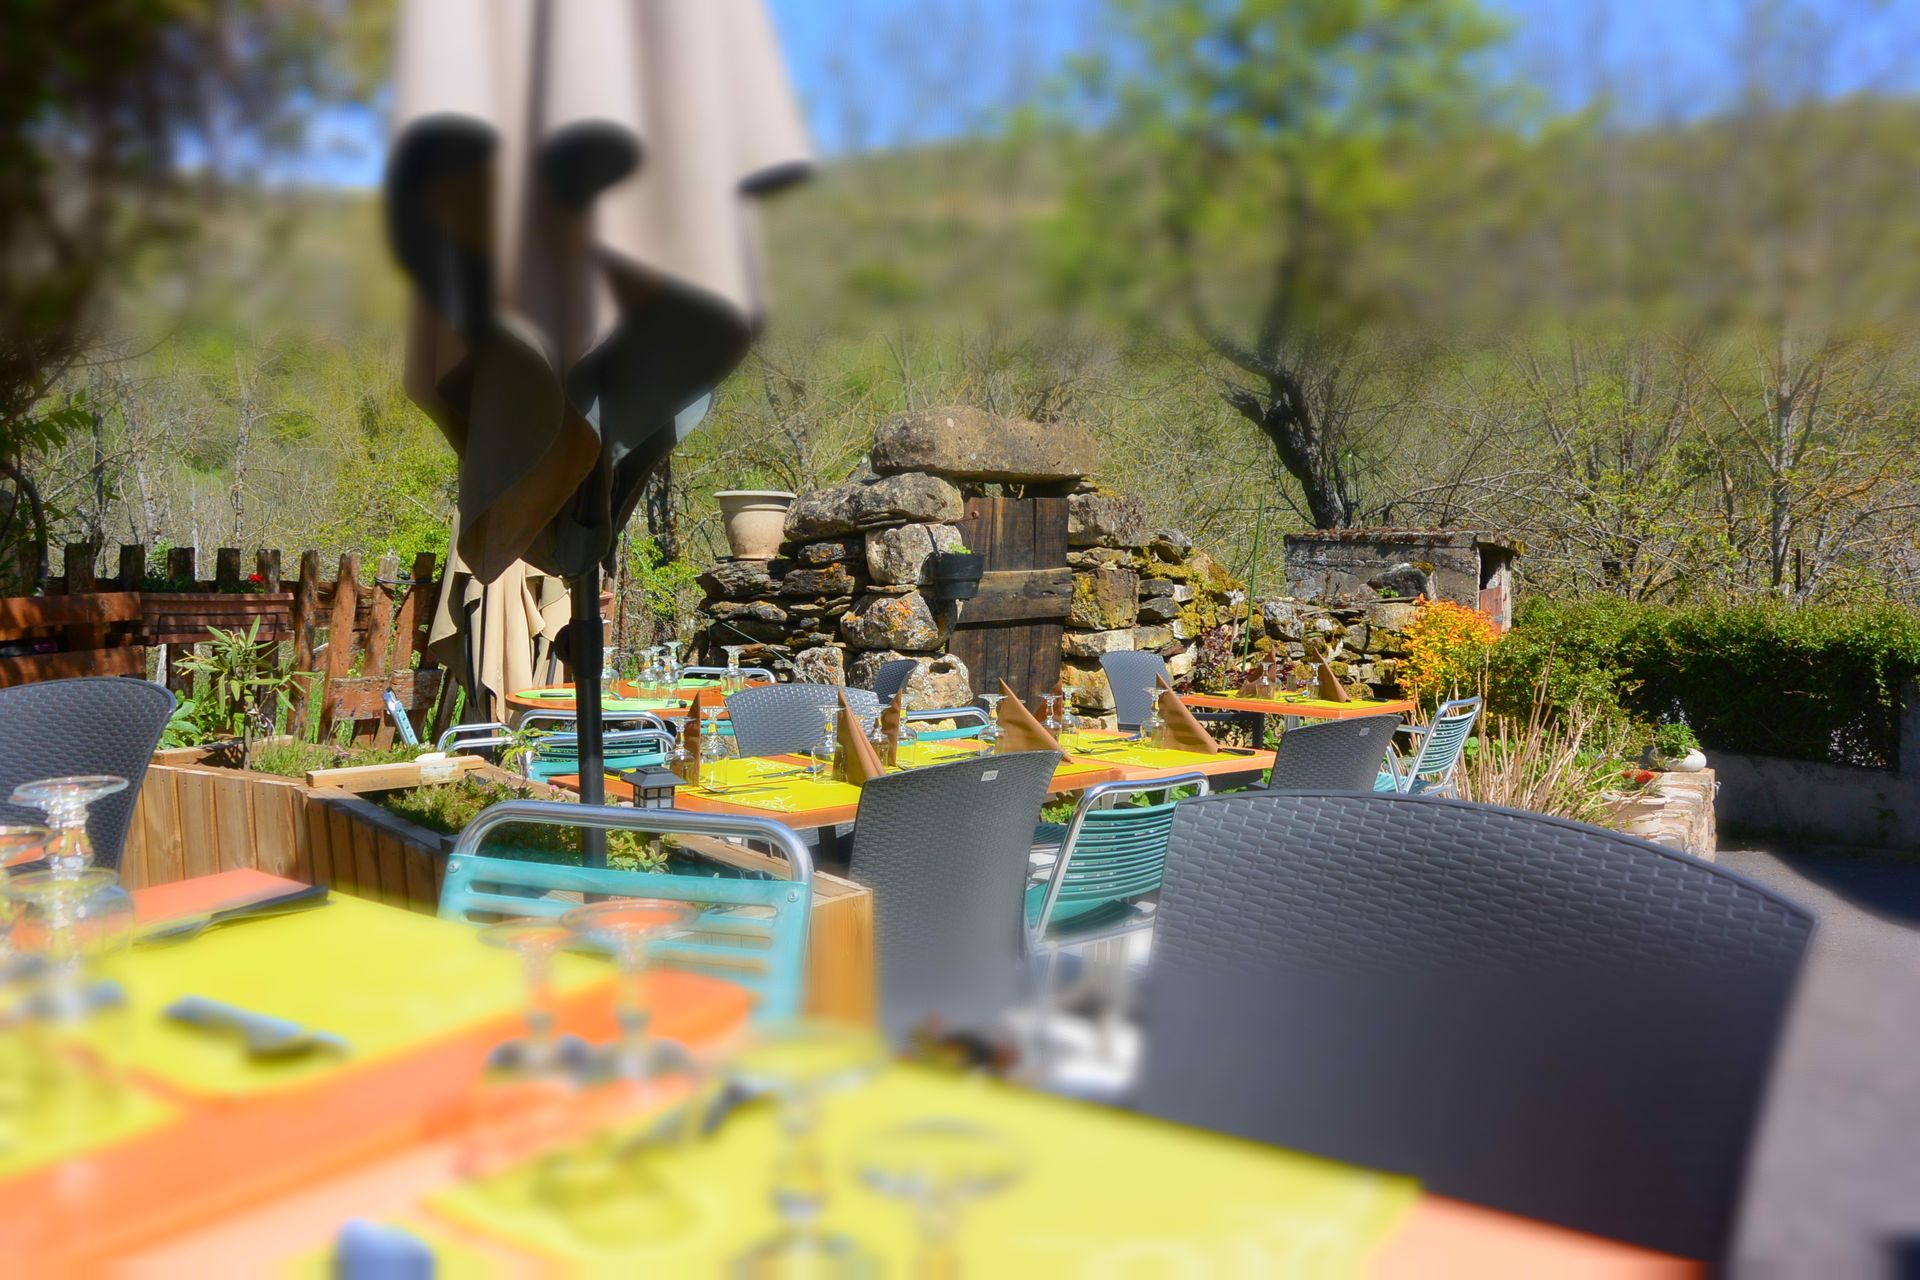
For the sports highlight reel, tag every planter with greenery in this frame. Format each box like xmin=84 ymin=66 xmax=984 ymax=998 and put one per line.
xmin=927 ymin=545 xmax=986 ymax=601
xmin=1650 ymin=721 xmax=1706 ymax=772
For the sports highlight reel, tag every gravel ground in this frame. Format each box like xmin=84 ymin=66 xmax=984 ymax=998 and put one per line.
xmin=1719 ymin=847 xmax=1920 ymax=1278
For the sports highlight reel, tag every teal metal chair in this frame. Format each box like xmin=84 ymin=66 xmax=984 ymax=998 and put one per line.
xmin=1026 ymin=773 xmax=1210 ymax=945
xmin=903 ymin=706 xmax=990 ymax=742
xmin=1375 ymin=696 xmax=1481 ymax=797
xmin=440 ymin=800 xmax=815 ymax=1021
xmin=524 ymin=727 xmax=675 ymax=783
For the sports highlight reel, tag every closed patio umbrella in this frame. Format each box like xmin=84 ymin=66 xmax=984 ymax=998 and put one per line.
xmin=385 ymin=0 xmax=810 ymax=840
xmin=428 ymin=528 xmax=572 ymax=725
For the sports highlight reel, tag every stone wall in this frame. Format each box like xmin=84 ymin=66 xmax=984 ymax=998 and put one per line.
xmin=695 ymin=404 xmax=1419 ymax=714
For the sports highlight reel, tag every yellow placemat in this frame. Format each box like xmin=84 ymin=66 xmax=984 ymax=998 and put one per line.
xmin=0 ymin=1077 xmax=177 ymax=1178
xmin=686 ymin=756 xmax=862 ymax=815
xmin=1219 ymin=695 xmax=1405 ymax=712
xmin=429 ymin=1067 xmax=1418 ymax=1273
xmin=894 ymin=743 xmax=1108 ymax=785
xmin=1069 ymin=739 xmax=1258 ymax=770
xmin=122 ymin=894 xmax=606 ymax=1097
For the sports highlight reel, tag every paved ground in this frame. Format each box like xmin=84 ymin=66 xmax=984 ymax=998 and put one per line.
xmin=1720 ymin=847 xmax=1920 ymax=1278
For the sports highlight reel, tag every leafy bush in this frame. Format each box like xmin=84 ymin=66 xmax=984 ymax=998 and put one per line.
xmin=1396 ymin=598 xmax=1501 ymax=710
xmin=1496 ymin=598 xmax=1920 ymax=768
xmin=1652 ymin=721 xmax=1700 ymax=757
xmin=379 ymin=775 xmax=667 ymax=872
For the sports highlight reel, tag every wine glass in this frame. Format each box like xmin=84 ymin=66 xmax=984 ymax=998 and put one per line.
xmin=854 ymin=1120 xmax=1024 ymax=1278
xmin=811 ymin=707 xmax=840 ymax=782
xmin=563 ymin=898 xmax=696 ymax=1082
xmin=723 ymin=645 xmax=746 ymax=694
xmin=700 ymin=705 xmax=732 ymax=786
xmin=0 ymin=826 xmax=48 ymax=965
xmin=729 ymin=1021 xmax=887 ymax=1274
xmin=1040 ymin=694 xmax=1061 ymax=737
xmin=1136 ymin=688 xmax=1165 ymax=746
xmin=1057 ymin=693 xmax=1081 ymax=750
xmin=12 ymin=776 xmax=128 ymax=877
xmin=977 ymin=693 xmax=1005 ymax=756
xmin=662 ymin=641 xmax=684 ymax=688
xmin=5 ymin=868 xmax=135 ymax=1020
xmin=478 ymin=919 xmax=590 ymax=1078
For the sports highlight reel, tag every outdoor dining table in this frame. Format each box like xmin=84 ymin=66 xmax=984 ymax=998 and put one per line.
xmin=564 ymin=742 xmax=1125 ymax=861
xmin=505 ymin=678 xmax=764 ymax=718
xmin=4 ymin=869 xmax=1699 ymax=1274
xmin=1182 ymin=689 xmax=1418 ymax=746
xmin=1063 ymin=730 xmax=1276 ymax=786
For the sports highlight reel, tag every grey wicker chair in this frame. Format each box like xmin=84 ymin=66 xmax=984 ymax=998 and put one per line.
xmin=869 ymin=658 xmax=919 ymax=704
xmin=0 ymin=677 xmax=175 ymax=873
xmin=1099 ymin=651 xmax=1170 ymax=731
xmin=1263 ymin=715 xmax=1399 ymax=791
xmin=847 ymin=750 xmax=1060 ymax=1043
xmin=725 ymin=683 xmax=881 ymax=757
xmin=1135 ymin=791 xmax=1813 ymax=1261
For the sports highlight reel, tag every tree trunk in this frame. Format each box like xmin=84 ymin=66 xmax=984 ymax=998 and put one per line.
xmin=1224 ymin=381 xmax=1355 ymax=529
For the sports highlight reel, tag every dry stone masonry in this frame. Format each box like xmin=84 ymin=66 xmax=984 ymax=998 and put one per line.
xmin=695 ymin=403 xmax=1422 ymax=713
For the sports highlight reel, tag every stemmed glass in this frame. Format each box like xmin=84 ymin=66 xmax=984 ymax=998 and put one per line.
xmin=977 ymin=693 xmax=1006 ymax=757
xmin=0 ymin=825 xmax=49 ymax=965
xmin=478 ymin=919 xmax=589 ymax=1077
xmin=700 ymin=705 xmax=732 ymax=788
xmin=662 ymin=641 xmax=684 ymax=689
xmin=562 ymin=898 xmax=696 ymax=1082
xmin=811 ymin=707 xmax=839 ymax=782
xmin=1057 ymin=693 xmax=1081 ymax=751
xmin=1040 ymin=694 xmax=1061 ymax=737
xmin=6 ymin=868 xmax=135 ymax=1018
xmin=638 ymin=646 xmax=664 ymax=697
xmin=723 ymin=645 xmax=746 ymax=694
xmin=854 ymin=1120 xmax=1024 ymax=1278
xmin=12 ymin=776 xmax=128 ymax=877
xmin=729 ymin=1021 xmax=887 ymax=1274
xmin=1136 ymin=688 xmax=1165 ymax=746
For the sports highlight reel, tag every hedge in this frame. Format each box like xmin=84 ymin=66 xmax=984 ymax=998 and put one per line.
xmin=1493 ymin=598 xmax=1920 ymax=769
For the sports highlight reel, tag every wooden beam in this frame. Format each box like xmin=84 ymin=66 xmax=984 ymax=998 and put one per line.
xmin=0 ymin=648 xmax=146 ymax=687
xmin=118 ymin=544 xmax=145 ymax=592
xmin=0 ymin=592 xmax=142 ymax=632
xmin=166 ymin=546 xmax=195 ymax=589
xmin=950 ymin=567 xmax=1073 ymax=624
xmin=290 ymin=550 xmax=323 ymax=736
xmin=326 ymin=668 xmax=444 ymax=719
xmin=305 ymin=753 xmax=486 ymax=793
xmin=256 ymin=549 xmax=282 ymax=593
xmin=213 ymin=548 xmax=243 ymax=592
xmin=320 ymin=554 xmax=361 ymax=741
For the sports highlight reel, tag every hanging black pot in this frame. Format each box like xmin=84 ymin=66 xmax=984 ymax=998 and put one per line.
xmin=928 ymin=550 xmax=985 ymax=601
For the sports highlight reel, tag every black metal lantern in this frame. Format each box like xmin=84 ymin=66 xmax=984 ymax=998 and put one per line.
xmin=623 ymin=765 xmax=680 ymax=810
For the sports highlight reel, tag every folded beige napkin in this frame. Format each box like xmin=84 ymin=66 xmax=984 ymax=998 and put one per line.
xmin=835 ymin=689 xmax=887 ymax=784
xmin=995 ymin=679 xmax=1064 ymax=755
xmin=880 ymin=690 xmax=904 ymax=767
xmin=1155 ymin=676 xmax=1221 ymax=754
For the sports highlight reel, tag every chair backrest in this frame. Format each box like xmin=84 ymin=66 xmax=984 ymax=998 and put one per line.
xmin=902 ymin=707 xmax=989 ymax=741
xmin=1099 ymin=651 xmax=1169 ymax=730
xmin=382 ymin=689 xmax=421 ymax=747
xmin=0 ymin=677 xmax=174 ymax=873
xmin=1266 ymin=715 xmax=1398 ymax=791
xmin=525 ymin=728 xmax=675 ymax=781
xmin=1136 ymin=791 xmax=1814 ymax=1260
xmin=441 ymin=800 xmax=817 ymax=1021
xmin=1032 ymin=773 xmax=1209 ymax=937
xmin=870 ymin=658 xmax=920 ymax=703
xmin=726 ymin=683 xmax=881 ymax=757
xmin=1405 ymin=696 xmax=1481 ymax=785
xmin=847 ymin=751 xmax=1060 ymax=1042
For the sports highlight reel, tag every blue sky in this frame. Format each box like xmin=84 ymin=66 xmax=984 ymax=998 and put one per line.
xmin=292 ymin=0 xmax=1917 ymax=188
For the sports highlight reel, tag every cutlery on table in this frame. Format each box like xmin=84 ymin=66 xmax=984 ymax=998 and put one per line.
xmin=135 ymin=884 xmax=330 ymax=947
xmin=164 ymin=994 xmax=351 ymax=1060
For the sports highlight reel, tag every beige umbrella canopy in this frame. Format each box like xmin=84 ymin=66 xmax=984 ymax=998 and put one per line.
xmin=387 ymin=0 xmax=811 ymax=584
xmin=428 ymin=525 xmax=572 ymax=724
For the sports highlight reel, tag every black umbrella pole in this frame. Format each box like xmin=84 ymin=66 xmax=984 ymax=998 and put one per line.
xmin=571 ymin=572 xmax=607 ymax=868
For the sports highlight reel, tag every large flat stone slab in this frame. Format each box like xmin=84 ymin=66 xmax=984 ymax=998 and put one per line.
xmin=870 ymin=405 xmax=1095 ymax=483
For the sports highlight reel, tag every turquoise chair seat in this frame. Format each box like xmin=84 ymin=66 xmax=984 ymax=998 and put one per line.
xmin=526 ymin=750 xmax=665 ymax=782
xmin=439 ymin=852 xmax=810 ymax=1020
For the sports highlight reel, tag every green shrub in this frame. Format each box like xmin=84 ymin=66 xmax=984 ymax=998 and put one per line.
xmin=1496 ymin=598 xmax=1920 ymax=768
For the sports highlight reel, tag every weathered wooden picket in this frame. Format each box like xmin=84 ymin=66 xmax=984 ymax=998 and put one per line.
xmin=3 ymin=542 xmax=454 ymax=744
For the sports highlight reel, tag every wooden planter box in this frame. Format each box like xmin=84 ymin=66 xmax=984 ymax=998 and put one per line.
xmin=127 ymin=754 xmax=874 ymax=1021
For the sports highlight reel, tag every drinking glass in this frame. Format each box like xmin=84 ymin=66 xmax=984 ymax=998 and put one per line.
xmin=662 ymin=641 xmax=684 ymax=688
xmin=854 ymin=1120 xmax=1024 ymax=1279
xmin=1137 ymin=688 xmax=1165 ymax=746
xmin=12 ymin=776 xmax=128 ymax=877
xmin=1040 ymin=694 xmax=1060 ymax=736
xmin=729 ymin=1021 xmax=887 ymax=1275
xmin=0 ymin=826 xmax=48 ymax=965
xmin=479 ymin=919 xmax=588 ymax=1077
xmin=5 ymin=868 xmax=135 ymax=1020
xmin=1058 ymin=695 xmax=1082 ymax=751
xmin=562 ymin=898 xmax=696 ymax=1082
xmin=811 ymin=707 xmax=839 ymax=782
xmin=723 ymin=645 xmax=746 ymax=694
xmin=533 ymin=1124 xmax=697 ymax=1246
xmin=700 ymin=706 xmax=732 ymax=776
xmin=977 ymin=694 xmax=1005 ymax=756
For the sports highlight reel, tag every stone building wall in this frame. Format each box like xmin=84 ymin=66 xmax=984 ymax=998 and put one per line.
xmin=695 ymin=405 xmax=1418 ymax=713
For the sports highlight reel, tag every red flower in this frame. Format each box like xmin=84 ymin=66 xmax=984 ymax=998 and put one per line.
xmin=248 ymin=573 xmax=263 ymax=583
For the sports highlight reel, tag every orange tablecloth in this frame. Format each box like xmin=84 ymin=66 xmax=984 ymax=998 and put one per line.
xmin=1183 ymin=691 xmax=1416 ymax=720
xmin=0 ymin=869 xmax=752 ymax=1271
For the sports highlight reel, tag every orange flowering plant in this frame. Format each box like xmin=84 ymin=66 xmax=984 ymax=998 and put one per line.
xmin=1396 ymin=598 xmax=1501 ymax=710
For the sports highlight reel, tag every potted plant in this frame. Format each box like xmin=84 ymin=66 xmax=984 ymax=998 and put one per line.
xmin=1650 ymin=721 xmax=1706 ymax=772
xmin=714 ymin=490 xmax=797 ymax=561
xmin=927 ymin=543 xmax=986 ymax=601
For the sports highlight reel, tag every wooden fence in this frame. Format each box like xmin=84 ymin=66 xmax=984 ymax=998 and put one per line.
xmin=1 ymin=542 xmax=455 ymax=744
